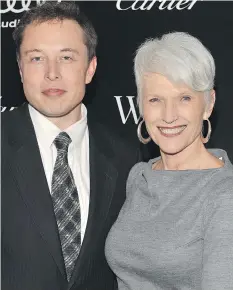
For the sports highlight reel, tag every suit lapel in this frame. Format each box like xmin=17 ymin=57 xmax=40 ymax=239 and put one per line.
xmin=69 ymin=125 xmax=118 ymax=288
xmin=9 ymin=105 xmax=66 ymax=279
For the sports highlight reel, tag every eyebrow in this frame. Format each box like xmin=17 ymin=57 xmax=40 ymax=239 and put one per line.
xmin=146 ymin=92 xmax=194 ymax=99
xmin=146 ymin=94 xmax=163 ymax=98
xmin=60 ymin=48 xmax=80 ymax=55
xmin=24 ymin=49 xmax=43 ymax=55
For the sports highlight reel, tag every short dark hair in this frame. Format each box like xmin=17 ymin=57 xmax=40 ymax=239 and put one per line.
xmin=13 ymin=1 xmax=97 ymax=61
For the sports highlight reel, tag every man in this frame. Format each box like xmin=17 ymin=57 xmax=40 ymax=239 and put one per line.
xmin=1 ymin=2 xmax=141 ymax=290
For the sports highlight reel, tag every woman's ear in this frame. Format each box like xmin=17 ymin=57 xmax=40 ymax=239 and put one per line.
xmin=203 ymin=89 xmax=215 ymax=120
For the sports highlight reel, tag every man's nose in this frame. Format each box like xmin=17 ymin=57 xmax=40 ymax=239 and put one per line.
xmin=44 ymin=60 xmax=61 ymax=81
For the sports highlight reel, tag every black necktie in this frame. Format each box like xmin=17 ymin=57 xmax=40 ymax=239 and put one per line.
xmin=51 ymin=132 xmax=81 ymax=281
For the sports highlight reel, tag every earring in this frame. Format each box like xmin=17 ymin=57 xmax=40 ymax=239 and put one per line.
xmin=137 ymin=119 xmax=151 ymax=144
xmin=202 ymin=119 xmax=212 ymax=143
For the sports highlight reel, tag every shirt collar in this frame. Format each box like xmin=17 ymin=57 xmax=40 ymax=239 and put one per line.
xmin=29 ymin=103 xmax=88 ymax=149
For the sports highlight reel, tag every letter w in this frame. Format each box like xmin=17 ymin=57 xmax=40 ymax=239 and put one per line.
xmin=114 ymin=96 xmax=140 ymax=124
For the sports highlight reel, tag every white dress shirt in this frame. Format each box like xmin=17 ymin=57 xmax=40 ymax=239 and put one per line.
xmin=29 ymin=104 xmax=90 ymax=243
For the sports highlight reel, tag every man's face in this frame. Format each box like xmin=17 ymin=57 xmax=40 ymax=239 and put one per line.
xmin=19 ymin=19 xmax=96 ymax=125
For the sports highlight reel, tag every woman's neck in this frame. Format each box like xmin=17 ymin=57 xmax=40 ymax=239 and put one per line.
xmin=156 ymin=139 xmax=223 ymax=171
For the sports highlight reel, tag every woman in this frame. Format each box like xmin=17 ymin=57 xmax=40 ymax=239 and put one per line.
xmin=105 ymin=32 xmax=233 ymax=290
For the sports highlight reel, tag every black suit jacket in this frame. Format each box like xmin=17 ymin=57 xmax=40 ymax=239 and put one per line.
xmin=2 ymin=104 xmax=141 ymax=290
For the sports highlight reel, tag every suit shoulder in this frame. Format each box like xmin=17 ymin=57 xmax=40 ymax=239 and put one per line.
xmin=1 ymin=110 xmax=17 ymax=142
xmin=1 ymin=105 xmax=30 ymax=147
xmin=90 ymin=121 xmax=140 ymax=155
xmin=2 ymin=107 xmax=23 ymax=130
xmin=92 ymin=122 xmax=127 ymax=145
xmin=89 ymin=121 xmax=143 ymax=175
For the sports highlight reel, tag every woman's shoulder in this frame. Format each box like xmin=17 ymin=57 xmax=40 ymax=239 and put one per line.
xmin=128 ymin=161 xmax=147 ymax=180
xmin=126 ymin=162 xmax=148 ymax=196
xmin=209 ymin=173 xmax=233 ymax=197
xmin=203 ymin=173 xmax=233 ymax=231
xmin=205 ymin=165 xmax=233 ymax=211
xmin=210 ymin=149 xmax=233 ymax=188
xmin=204 ymin=149 xmax=233 ymax=195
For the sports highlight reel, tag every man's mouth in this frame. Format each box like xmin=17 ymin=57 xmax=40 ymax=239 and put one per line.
xmin=42 ymin=88 xmax=66 ymax=96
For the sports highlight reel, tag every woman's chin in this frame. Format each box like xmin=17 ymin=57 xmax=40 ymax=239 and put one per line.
xmin=159 ymin=144 xmax=187 ymax=156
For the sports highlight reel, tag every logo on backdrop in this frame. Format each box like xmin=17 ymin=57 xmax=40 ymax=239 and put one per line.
xmin=114 ymin=96 xmax=140 ymax=124
xmin=116 ymin=0 xmax=200 ymax=11
xmin=0 ymin=0 xmax=62 ymax=14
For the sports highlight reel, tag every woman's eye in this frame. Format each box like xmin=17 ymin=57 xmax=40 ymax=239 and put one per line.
xmin=182 ymin=95 xmax=191 ymax=101
xmin=149 ymin=97 xmax=160 ymax=103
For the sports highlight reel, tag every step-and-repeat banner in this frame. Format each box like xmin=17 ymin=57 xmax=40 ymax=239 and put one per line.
xmin=1 ymin=0 xmax=233 ymax=161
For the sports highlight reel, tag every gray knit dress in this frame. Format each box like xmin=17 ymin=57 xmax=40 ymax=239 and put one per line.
xmin=105 ymin=149 xmax=233 ymax=290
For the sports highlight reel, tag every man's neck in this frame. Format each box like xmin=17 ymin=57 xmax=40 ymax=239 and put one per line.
xmin=47 ymin=104 xmax=82 ymax=131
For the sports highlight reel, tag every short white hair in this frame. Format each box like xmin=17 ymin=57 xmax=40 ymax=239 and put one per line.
xmin=134 ymin=32 xmax=215 ymax=115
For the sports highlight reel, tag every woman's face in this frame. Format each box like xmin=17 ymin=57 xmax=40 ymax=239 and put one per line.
xmin=142 ymin=73 xmax=215 ymax=155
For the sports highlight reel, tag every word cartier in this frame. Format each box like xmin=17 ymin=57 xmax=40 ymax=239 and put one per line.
xmin=116 ymin=0 xmax=199 ymax=11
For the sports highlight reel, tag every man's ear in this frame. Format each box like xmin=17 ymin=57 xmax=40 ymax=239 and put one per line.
xmin=18 ymin=58 xmax=23 ymax=83
xmin=85 ymin=56 xmax=97 ymax=84
xmin=203 ymin=89 xmax=215 ymax=120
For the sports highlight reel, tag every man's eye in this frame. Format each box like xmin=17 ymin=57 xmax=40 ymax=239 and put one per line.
xmin=62 ymin=56 xmax=73 ymax=61
xmin=31 ymin=56 xmax=42 ymax=62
